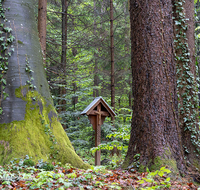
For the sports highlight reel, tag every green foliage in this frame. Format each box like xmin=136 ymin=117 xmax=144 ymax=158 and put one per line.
xmin=0 ymin=159 xmax=197 ymax=189
xmin=36 ymin=160 xmax=54 ymax=171
xmin=174 ymin=0 xmax=200 ymax=155
xmin=90 ymin=122 xmax=130 ymax=152
xmin=138 ymin=167 xmax=171 ymax=190
xmin=127 ymin=154 xmax=141 ymax=170
xmin=25 ymin=55 xmax=36 ymax=90
xmin=45 ymin=1 xmax=131 ymax=157
xmin=0 ymin=0 xmax=14 ymax=110
xmin=23 ymin=159 xmax=35 ymax=167
xmin=90 ymin=107 xmax=131 ymax=163
xmin=42 ymin=118 xmax=59 ymax=159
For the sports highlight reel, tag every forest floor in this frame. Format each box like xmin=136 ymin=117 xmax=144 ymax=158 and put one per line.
xmin=0 ymin=159 xmax=199 ymax=190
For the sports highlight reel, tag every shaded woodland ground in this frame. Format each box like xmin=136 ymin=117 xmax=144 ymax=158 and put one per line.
xmin=0 ymin=157 xmax=199 ymax=189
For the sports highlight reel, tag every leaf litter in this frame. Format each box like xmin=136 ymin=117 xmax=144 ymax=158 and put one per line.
xmin=0 ymin=160 xmax=199 ymax=190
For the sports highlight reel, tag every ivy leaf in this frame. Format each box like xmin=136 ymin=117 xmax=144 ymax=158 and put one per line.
xmin=0 ymin=36 xmax=4 ymax=41
xmin=175 ymin=21 xmax=181 ymax=25
xmin=1 ymin=78 xmax=6 ymax=85
xmin=3 ymin=92 xmax=8 ymax=99
xmin=7 ymin=35 xmax=15 ymax=43
xmin=3 ymin=27 xmax=12 ymax=32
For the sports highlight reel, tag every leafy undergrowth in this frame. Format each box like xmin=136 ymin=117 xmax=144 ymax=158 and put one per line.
xmin=0 ymin=157 xmax=199 ymax=190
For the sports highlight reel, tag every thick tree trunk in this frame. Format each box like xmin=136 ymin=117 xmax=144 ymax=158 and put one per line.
xmin=124 ymin=0 xmax=185 ymax=173
xmin=173 ymin=0 xmax=200 ymax=171
xmin=38 ymin=0 xmax=47 ymax=63
xmin=0 ymin=0 xmax=89 ymax=169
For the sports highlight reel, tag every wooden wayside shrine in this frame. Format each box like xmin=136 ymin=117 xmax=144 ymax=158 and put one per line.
xmin=81 ymin=97 xmax=116 ymax=165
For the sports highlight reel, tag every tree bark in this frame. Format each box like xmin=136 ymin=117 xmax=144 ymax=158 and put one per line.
xmin=173 ymin=0 xmax=200 ymax=171
xmin=58 ymin=0 xmax=68 ymax=114
xmin=128 ymin=75 xmax=132 ymax=108
xmin=38 ymin=0 xmax=47 ymax=63
xmin=0 ymin=0 xmax=89 ymax=169
xmin=124 ymin=0 xmax=185 ymax=173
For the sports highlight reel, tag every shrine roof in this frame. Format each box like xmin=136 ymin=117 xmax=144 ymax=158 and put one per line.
xmin=81 ymin=96 xmax=116 ymax=117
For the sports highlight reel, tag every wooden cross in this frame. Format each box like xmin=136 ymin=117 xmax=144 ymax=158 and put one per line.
xmin=81 ymin=97 xmax=116 ymax=166
xmin=96 ymin=105 xmax=102 ymax=125
xmin=89 ymin=104 xmax=109 ymax=165
xmin=95 ymin=104 xmax=102 ymax=165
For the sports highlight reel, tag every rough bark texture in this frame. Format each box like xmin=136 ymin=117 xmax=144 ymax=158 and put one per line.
xmin=124 ymin=0 xmax=185 ymax=173
xmin=173 ymin=0 xmax=200 ymax=171
xmin=128 ymin=75 xmax=132 ymax=108
xmin=0 ymin=0 xmax=89 ymax=169
xmin=38 ymin=0 xmax=47 ymax=62
xmin=184 ymin=0 xmax=196 ymax=70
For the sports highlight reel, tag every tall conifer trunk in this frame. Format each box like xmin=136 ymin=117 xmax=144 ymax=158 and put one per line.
xmin=124 ymin=0 xmax=185 ymax=173
xmin=38 ymin=0 xmax=47 ymax=63
xmin=58 ymin=0 xmax=68 ymax=114
xmin=173 ymin=0 xmax=200 ymax=171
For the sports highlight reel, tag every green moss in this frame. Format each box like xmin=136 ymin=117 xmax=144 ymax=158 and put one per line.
xmin=192 ymin=159 xmax=200 ymax=171
xmin=145 ymin=148 xmax=178 ymax=173
xmin=137 ymin=156 xmax=178 ymax=173
xmin=40 ymin=163 xmax=54 ymax=171
xmin=0 ymin=87 xmax=90 ymax=169
xmin=138 ymin=164 xmax=145 ymax=173
xmin=23 ymin=159 xmax=35 ymax=166
xmin=121 ymin=157 xmax=130 ymax=169
xmin=124 ymin=148 xmax=178 ymax=173
xmin=148 ymin=156 xmax=177 ymax=173
xmin=17 ymin=40 xmax=24 ymax=44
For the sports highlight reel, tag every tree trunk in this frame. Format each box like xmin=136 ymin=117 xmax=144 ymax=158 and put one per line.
xmin=173 ymin=0 xmax=200 ymax=171
xmin=58 ymin=0 xmax=68 ymax=114
xmin=38 ymin=0 xmax=47 ymax=63
xmin=93 ymin=0 xmax=99 ymax=98
xmin=110 ymin=0 xmax=118 ymax=155
xmin=124 ymin=0 xmax=185 ymax=173
xmin=110 ymin=0 xmax=115 ymax=114
xmin=0 ymin=0 xmax=89 ymax=169
xmin=93 ymin=59 xmax=99 ymax=97
xmin=128 ymin=75 xmax=132 ymax=108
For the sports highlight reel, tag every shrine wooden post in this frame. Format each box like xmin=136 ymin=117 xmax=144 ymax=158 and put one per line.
xmin=81 ymin=97 xmax=116 ymax=165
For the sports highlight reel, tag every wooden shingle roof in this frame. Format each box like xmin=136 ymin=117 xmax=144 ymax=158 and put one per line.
xmin=81 ymin=97 xmax=116 ymax=117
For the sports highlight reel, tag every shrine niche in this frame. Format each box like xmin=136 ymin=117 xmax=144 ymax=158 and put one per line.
xmin=81 ymin=97 xmax=116 ymax=166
